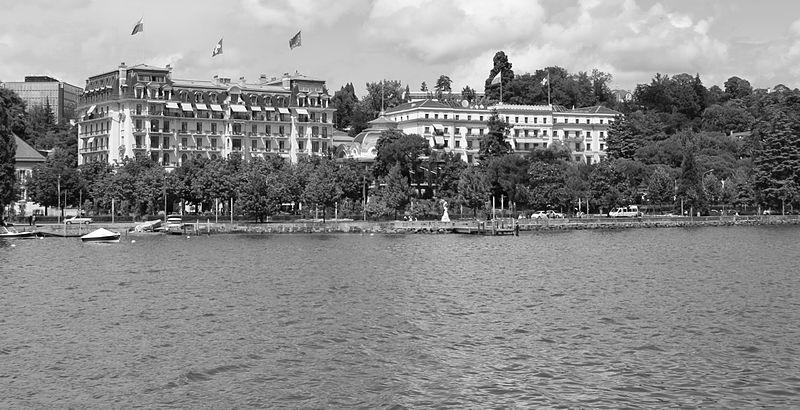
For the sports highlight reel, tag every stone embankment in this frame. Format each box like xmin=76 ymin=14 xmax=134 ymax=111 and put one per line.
xmin=28 ymin=215 xmax=800 ymax=237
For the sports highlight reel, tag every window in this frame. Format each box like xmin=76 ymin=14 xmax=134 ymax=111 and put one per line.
xmin=524 ymin=117 xmax=528 ymax=123
xmin=265 ymin=140 xmax=271 ymax=150
xmin=424 ymin=126 xmax=430 ymax=134
xmin=298 ymin=141 xmax=304 ymax=151
xmin=455 ymin=128 xmax=460 ymax=135
xmin=232 ymin=139 xmax=241 ymax=151
xmin=600 ymin=119 xmax=604 ymax=124
xmin=480 ymin=116 xmax=484 ymax=121
xmin=252 ymin=140 xmax=258 ymax=150
xmin=135 ymin=119 xmax=142 ymax=130
xmin=534 ymin=117 xmax=538 ymax=124
xmin=444 ymin=114 xmax=448 ymax=120
xmin=575 ymin=118 xmax=579 ymax=124
xmin=515 ymin=117 xmax=519 ymax=123
xmin=252 ymin=124 xmax=258 ymax=134
xmin=211 ymin=123 xmax=217 ymax=134
xmin=211 ymin=138 xmax=217 ymax=148
xmin=136 ymin=104 xmax=142 ymax=115
xmin=543 ymin=130 xmax=548 ymax=136
xmin=467 ymin=115 xmax=472 ymax=121
xmin=600 ymin=131 xmax=604 ymax=138
xmin=163 ymin=153 xmax=170 ymax=164
xmin=455 ymin=140 xmax=461 ymax=148
xmin=479 ymin=129 xmax=484 ymax=135
xmin=467 ymin=140 xmax=473 ymax=149
xmin=279 ymin=125 xmax=285 ymax=135
xmin=600 ymin=143 xmax=605 ymax=151
xmin=514 ymin=129 xmax=520 ymax=137
xmin=266 ymin=125 xmax=271 ymax=134
xmin=196 ymin=137 xmax=203 ymax=148
xmin=196 ymin=122 xmax=202 ymax=133
xmin=151 ymin=119 xmax=159 ymax=132
xmin=425 ymin=113 xmax=429 ymax=119
xmin=543 ymin=118 xmax=547 ymax=124
xmin=586 ymin=119 xmax=590 ymax=124
xmin=587 ymin=131 xmax=592 ymax=138
xmin=467 ymin=128 xmax=472 ymax=135
xmin=181 ymin=137 xmax=187 ymax=147
xmin=505 ymin=116 xmax=509 ymax=122
xmin=181 ymin=122 xmax=187 ymax=132
xmin=322 ymin=113 xmax=327 ymax=123
xmin=163 ymin=136 xmax=170 ymax=149
xmin=163 ymin=120 xmax=170 ymax=132
xmin=322 ymin=128 xmax=328 ymax=138
xmin=434 ymin=114 xmax=439 ymax=119
xmin=279 ymin=141 xmax=285 ymax=151
xmin=455 ymin=115 xmax=459 ymax=120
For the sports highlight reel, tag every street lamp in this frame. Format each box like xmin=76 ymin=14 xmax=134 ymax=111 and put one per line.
xmin=57 ymin=175 xmax=61 ymax=224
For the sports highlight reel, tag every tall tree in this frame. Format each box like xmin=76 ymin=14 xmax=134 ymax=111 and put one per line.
xmin=0 ymin=89 xmax=20 ymax=211
xmin=752 ymin=106 xmax=800 ymax=209
xmin=434 ymin=75 xmax=452 ymax=100
xmin=461 ymin=86 xmax=477 ymax=103
xmin=332 ymin=83 xmax=358 ymax=131
xmin=484 ymin=51 xmax=514 ymax=103
xmin=478 ymin=110 xmax=511 ymax=162
xmin=724 ymin=76 xmax=753 ymax=100
xmin=373 ymin=129 xmax=430 ymax=180
xmin=457 ymin=165 xmax=489 ymax=218
xmin=302 ymin=159 xmax=343 ymax=222
xmin=379 ymin=163 xmax=413 ymax=220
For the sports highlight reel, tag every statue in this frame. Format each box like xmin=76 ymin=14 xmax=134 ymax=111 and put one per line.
xmin=440 ymin=199 xmax=450 ymax=222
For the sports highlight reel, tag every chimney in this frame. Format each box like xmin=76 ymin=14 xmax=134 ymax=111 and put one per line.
xmin=259 ymin=74 xmax=268 ymax=84
xmin=213 ymin=75 xmax=219 ymax=85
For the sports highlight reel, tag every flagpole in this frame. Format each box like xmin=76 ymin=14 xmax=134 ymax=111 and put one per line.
xmin=500 ymin=72 xmax=503 ymax=104
xmin=547 ymin=71 xmax=551 ymax=106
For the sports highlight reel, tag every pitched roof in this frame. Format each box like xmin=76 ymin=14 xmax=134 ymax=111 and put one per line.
xmin=14 ymin=135 xmax=46 ymax=162
xmin=568 ymin=105 xmax=622 ymax=115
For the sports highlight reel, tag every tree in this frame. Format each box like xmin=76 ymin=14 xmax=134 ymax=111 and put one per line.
xmin=0 ymin=89 xmax=20 ymax=210
xmin=348 ymin=100 xmax=375 ymax=137
xmin=27 ymin=147 xmax=80 ymax=214
xmin=237 ymin=157 xmax=286 ymax=222
xmin=434 ymin=75 xmax=452 ymax=100
xmin=478 ymin=110 xmax=511 ymax=161
xmin=677 ymin=146 xmax=704 ymax=213
xmin=332 ymin=83 xmax=358 ymax=131
xmin=420 ymin=82 xmax=428 ymax=92
xmin=379 ymin=163 xmax=413 ymax=220
xmin=752 ymin=106 xmax=800 ymax=209
xmin=701 ymin=101 xmax=755 ymax=134
xmin=373 ymin=129 xmax=430 ymax=180
xmin=724 ymin=76 xmax=753 ymax=100
xmin=457 ymin=165 xmax=489 ymax=218
xmin=528 ymin=161 xmax=568 ymax=211
xmin=647 ymin=166 xmax=675 ymax=207
xmin=605 ymin=114 xmax=639 ymax=160
xmin=364 ymin=80 xmax=405 ymax=113
xmin=461 ymin=86 xmax=477 ymax=103
xmin=302 ymin=159 xmax=342 ymax=222
xmin=484 ymin=51 xmax=514 ymax=103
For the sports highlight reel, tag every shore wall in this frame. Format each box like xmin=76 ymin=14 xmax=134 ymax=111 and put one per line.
xmin=27 ymin=215 xmax=800 ymax=237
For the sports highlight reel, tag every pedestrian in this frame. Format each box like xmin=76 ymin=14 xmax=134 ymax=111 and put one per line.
xmin=32 ymin=214 xmax=36 ymax=226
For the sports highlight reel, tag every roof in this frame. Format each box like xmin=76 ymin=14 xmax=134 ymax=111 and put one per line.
xmin=567 ymin=106 xmax=623 ymax=115
xmin=14 ymin=135 xmax=46 ymax=163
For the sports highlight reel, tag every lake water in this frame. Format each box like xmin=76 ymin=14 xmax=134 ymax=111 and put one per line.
xmin=1 ymin=226 xmax=799 ymax=408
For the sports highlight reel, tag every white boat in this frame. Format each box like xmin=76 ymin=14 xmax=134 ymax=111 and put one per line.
xmin=0 ymin=225 xmax=37 ymax=239
xmin=80 ymin=228 xmax=121 ymax=243
xmin=162 ymin=214 xmax=184 ymax=235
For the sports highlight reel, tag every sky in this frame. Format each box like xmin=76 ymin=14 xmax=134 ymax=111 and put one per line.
xmin=2 ymin=0 xmax=800 ymax=98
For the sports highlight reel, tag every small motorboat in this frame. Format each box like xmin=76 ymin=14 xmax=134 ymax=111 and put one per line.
xmin=0 ymin=224 xmax=37 ymax=239
xmin=80 ymin=228 xmax=121 ymax=243
xmin=162 ymin=214 xmax=184 ymax=235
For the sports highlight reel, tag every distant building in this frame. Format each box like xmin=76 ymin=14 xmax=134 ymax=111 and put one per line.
xmin=76 ymin=63 xmax=335 ymax=168
xmin=1 ymin=76 xmax=82 ymax=124
xmin=611 ymin=89 xmax=632 ymax=103
xmin=338 ymin=100 xmax=620 ymax=164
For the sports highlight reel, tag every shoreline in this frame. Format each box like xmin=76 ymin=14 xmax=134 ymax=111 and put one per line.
xmin=25 ymin=215 xmax=800 ymax=237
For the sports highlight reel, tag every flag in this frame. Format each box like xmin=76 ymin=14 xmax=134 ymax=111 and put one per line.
xmin=491 ymin=71 xmax=502 ymax=85
xmin=212 ymin=38 xmax=223 ymax=57
xmin=289 ymin=31 xmax=302 ymax=49
xmin=289 ymin=115 xmax=299 ymax=164
xmin=131 ymin=17 xmax=144 ymax=35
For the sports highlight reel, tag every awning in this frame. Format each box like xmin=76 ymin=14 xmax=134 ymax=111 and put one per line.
xmin=87 ymin=105 xmax=96 ymax=115
xmin=165 ymin=102 xmax=179 ymax=109
xmin=434 ymin=136 xmax=445 ymax=145
xmin=250 ymin=106 xmax=262 ymax=111
xmin=278 ymin=107 xmax=290 ymax=114
xmin=195 ymin=103 xmax=208 ymax=110
xmin=180 ymin=103 xmax=194 ymax=112
xmin=230 ymin=105 xmax=247 ymax=113
xmin=87 ymin=137 xmax=94 ymax=144
xmin=210 ymin=104 xmax=223 ymax=112
xmin=262 ymin=106 xmax=275 ymax=111
xmin=294 ymin=108 xmax=309 ymax=116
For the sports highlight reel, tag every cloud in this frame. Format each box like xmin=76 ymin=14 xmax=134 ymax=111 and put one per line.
xmin=241 ymin=0 xmax=368 ymax=28
xmin=363 ymin=0 xmax=546 ymax=63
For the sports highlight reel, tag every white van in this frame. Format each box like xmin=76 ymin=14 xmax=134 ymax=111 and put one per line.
xmin=609 ymin=205 xmax=641 ymax=218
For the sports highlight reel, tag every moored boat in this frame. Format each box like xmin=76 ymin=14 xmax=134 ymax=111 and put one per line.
xmin=163 ymin=214 xmax=184 ymax=235
xmin=0 ymin=225 xmax=37 ymax=239
xmin=80 ymin=228 xmax=121 ymax=243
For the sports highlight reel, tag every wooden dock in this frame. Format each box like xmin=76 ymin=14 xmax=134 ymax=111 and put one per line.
xmin=452 ymin=221 xmax=518 ymax=236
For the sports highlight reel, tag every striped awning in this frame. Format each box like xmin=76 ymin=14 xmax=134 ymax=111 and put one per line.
xmin=180 ymin=103 xmax=194 ymax=112
xmin=230 ymin=105 xmax=248 ymax=113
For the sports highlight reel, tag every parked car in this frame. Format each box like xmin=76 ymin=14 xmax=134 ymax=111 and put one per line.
xmin=546 ymin=210 xmax=565 ymax=218
xmin=530 ymin=211 xmax=549 ymax=219
xmin=65 ymin=216 xmax=93 ymax=224
xmin=608 ymin=205 xmax=641 ymax=218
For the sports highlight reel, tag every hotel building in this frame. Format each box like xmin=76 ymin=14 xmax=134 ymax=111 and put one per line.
xmin=76 ymin=63 xmax=334 ymax=168
xmin=354 ymin=99 xmax=622 ymax=164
